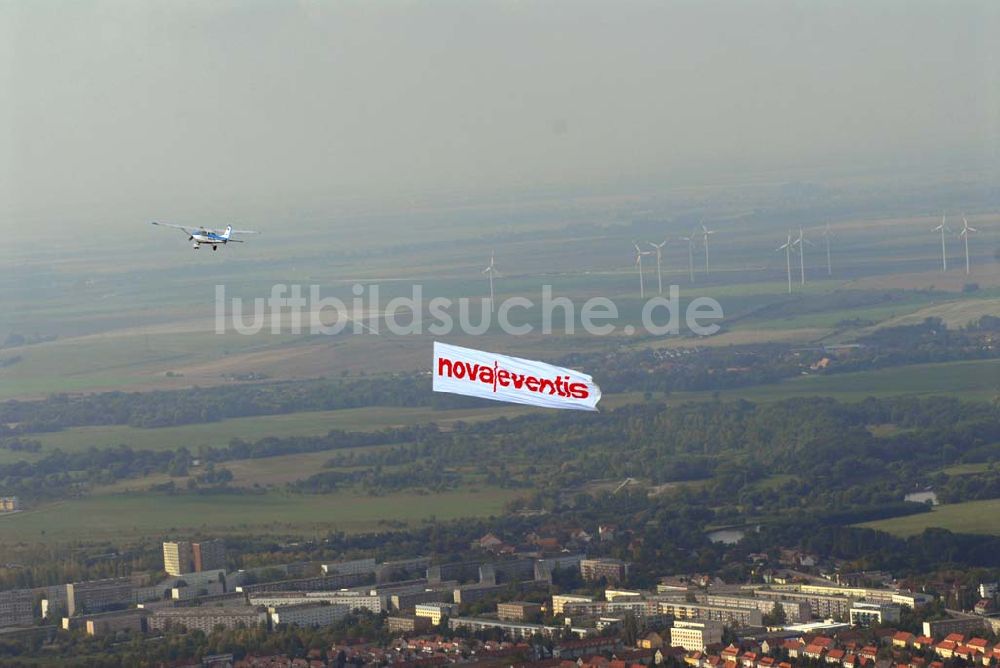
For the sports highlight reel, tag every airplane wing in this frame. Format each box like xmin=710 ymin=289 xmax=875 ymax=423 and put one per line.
xmin=151 ymin=221 xmax=193 ymax=234
xmin=202 ymin=227 xmax=259 ymax=235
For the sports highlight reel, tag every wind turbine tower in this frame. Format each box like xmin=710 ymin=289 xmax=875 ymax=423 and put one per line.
xmin=633 ymin=243 xmax=651 ymax=298
xmin=679 ymin=234 xmax=695 ymax=283
xmin=647 ymin=239 xmax=669 ymax=294
xmin=482 ymin=250 xmax=501 ymax=312
xmin=933 ymin=213 xmax=951 ymax=272
xmin=792 ymin=227 xmax=814 ymax=285
xmin=821 ymin=223 xmax=834 ymax=276
xmin=776 ymin=231 xmax=794 ymax=294
xmin=960 ymin=215 xmax=978 ymax=275
xmin=700 ymin=223 xmax=716 ymax=277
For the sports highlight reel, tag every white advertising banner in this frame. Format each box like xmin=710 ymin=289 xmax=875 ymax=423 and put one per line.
xmin=432 ymin=342 xmax=602 ymax=411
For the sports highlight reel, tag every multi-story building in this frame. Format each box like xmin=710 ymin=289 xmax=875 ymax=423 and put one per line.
xmin=391 ymin=587 xmax=457 ymax=611
xmin=656 ymin=601 xmax=762 ymax=628
xmin=563 ymin=599 xmax=660 ymax=620
xmin=0 ymin=497 xmax=20 ymax=512
xmin=171 ymin=581 xmax=226 ymax=600
xmin=497 ymin=601 xmax=542 ymax=622
xmin=850 ymin=602 xmax=901 ymax=627
xmin=375 ymin=557 xmax=431 ymax=583
xmin=414 ymin=602 xmax=457 ymax=626
xmin=387 ymin=615 xmax=433 ymax=635
xmin=752 ymin=589 xmax=853 ymax=619
xmin=163 ymin=542 xmax=194 ymax=577
xmin=449 ymin=616 xmax=556 ymax=639
xmin=580 ymin=559 xmax=629 ymax=584
xmin=148 ymin=606 xmax=266 ymax=633
xmin=671 ymin=620 xmax=724 ymax=651
xmin=702 ymin=593 xmax=812 ymax=623
xmin=552 ymin=594 xmax=594 ymax=615
xmin=82 ymin=609 xmax=147 ymax=636
xmin=923 ymin=616 xmax=987 ymax=638
xmin=427 ymin=561 xmax=482 ymax=584
xmin=321 ymin=558 xmax=377 ymax=577
xmin=192 ymin=539 xmax=226 ymax=572
xmin=248 ymin=592 xmax=383 ymax=613
xmin=534 ymin=555 xmax=584 ymax=583
xmin=269 ymin=603 xmax=349 ymax=628
xmin=66 ymin=578 xmax=133 ymax=617
xmin=0 ymin=589 xmax=36 ymax=628
xmin=164 ymin=540 xmax=225 ymax=575
xmin=236 ymin=572 xmax=367 ymax=595
xmin=453 ymin=583 xmax=505 ymax=605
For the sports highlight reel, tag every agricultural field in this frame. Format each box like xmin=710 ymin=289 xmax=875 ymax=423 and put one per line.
xmin=28 ymin=404 xmax=540 ymax=455
xmin=858 ymin=498 xmax=1000 ymax=537
xmin=0 ymin=486 xmax=521 ymax=545
xmin=683 ymin=357 xmax=1000 ymax=404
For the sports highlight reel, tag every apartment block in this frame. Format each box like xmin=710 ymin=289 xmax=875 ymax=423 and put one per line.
xmin=414 ymin=602 xmax=457 ymax=626
xmin=850 ymin=602 xmax=901 ymax=627
xmin=391 ymin=587 xmax=458 ymax=611
xmin=428 ymin=561 xmax=482 ymax=584
xmin=580 ymin=559 xmax=629 ymax=584
xmin=164 ymin=540 xmax=226 ymax=575
xmin=82 ymin=609 xmax=147 ymax=636
xmin=236 ymin=572 xmax=367 ymax=595
xmin=248 ymin=592 xmax=383 ymax=613
xmin=148 ymin=606 xmax=266 ymax=633
xmin=703 ymin=593 xmax=812 ymax=623
xmin=671 ymin=620 xmax=725 ymax=651
xmin=657 ymin=601 xmax=763 ymax=627
xmin=497 ymin=601 xmax=542 ymax=622
xmin=66 ymin=578 xmax=133 ymax=617
xmin=387 ymin=615 xmax=433 ymax=635
xmin=923 ymin=616 xmax=987 ymax=638
xmin=192 ymin=539 xmax=226 ymax=572
xmin=270 ymin=603 xmax=349 ymax=628
xmin=163 ymin=541 xmax=194 ymax=577
xmin=0 ymin=589 xmax=36 ymax=628
xmin=321 ymin=558 xmax=377 ymax=577
xmin=752 ymin=589 xmax=853 ymax=619
xmin=552 ymin=594 xmax=594 ymax=615
xmin=375 ymin=557 xmax=431 ymax=583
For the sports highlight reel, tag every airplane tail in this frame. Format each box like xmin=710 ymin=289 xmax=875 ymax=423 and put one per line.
xmin=223 ymin=225 xmax=233 ymax=240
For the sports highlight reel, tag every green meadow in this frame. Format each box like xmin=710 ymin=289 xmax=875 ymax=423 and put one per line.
xmin=858 ymin=498 xmax=1000 ymax=537
xmin=0 ymin=487 xmax=521 ymax=544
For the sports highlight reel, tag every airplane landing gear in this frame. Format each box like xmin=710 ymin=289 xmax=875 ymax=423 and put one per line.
xmin=212 ymin=245 xmax=218 ymax=251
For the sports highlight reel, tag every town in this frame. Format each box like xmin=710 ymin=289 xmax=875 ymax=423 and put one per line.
xmin=2 ymin=529 xmax=1000 ymax=668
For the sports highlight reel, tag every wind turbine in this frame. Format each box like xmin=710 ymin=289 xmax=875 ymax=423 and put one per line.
xmin=482 ymin=250 xmax=501 ymax=312
xmin=960 ymin=215 xmax=978 ymax=275
xmin=678 ymin=233 xmax=696 ymax=283
xmin=633 ymin=243 xmax=652 ymax=298
xmin=792 ymin=227 xmax=814 ymax=285
xmin=700 ymin=223 xmax=716 ymax=277
xmin=933 ymin=213 xmax=951 ymax=272
xmin=820 ymin=223 xmax=834 ymax=276
xmin=776 ymin=231 xmax=794 ymax=294
xmin=647 ymin=239 xmax=669 ymax=294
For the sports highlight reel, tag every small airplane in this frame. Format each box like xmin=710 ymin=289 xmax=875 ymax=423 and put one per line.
xmin=151 ymin=222 xmax=259 ymax=250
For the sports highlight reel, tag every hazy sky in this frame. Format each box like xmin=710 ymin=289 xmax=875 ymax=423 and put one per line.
xmin=1 ymin=0 xmax=998 ymax=234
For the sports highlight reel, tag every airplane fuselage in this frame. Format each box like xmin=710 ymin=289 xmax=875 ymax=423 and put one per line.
xmin=191 ymin=231 xmax=229 ymax=249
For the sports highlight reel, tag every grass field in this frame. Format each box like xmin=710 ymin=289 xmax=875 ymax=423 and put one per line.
xmin=681 ymin=357 xmax=1000 ymax=404
xmin=0 ymin=487 xmax=521 ymax=544
xmin=29 ymin=404 xmax=542 ymax=454
xmin=858 ymin=498 xmax=1000 ymax=537
xmin=24 ymin=392 xmax=646 ymax=457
